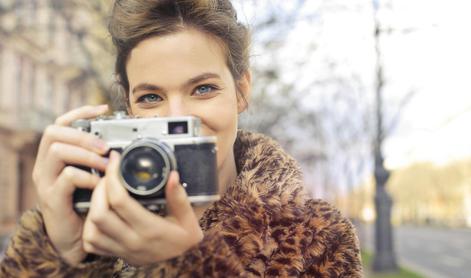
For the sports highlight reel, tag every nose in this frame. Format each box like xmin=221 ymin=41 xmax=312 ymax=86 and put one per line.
xmin=165 ymin=95 xmax=188 ymax=117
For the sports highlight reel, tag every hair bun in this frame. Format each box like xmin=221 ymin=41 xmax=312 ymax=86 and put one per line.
xmin=177 ymin=0 xmax=237 ymax=19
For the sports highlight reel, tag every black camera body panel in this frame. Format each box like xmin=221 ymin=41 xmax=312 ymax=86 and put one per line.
xmin=175 ymin=143 xmax=218 ymax=196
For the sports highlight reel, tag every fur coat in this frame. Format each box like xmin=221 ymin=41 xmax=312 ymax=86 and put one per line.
xmin=0 ymin=130 xmax=362 ymax=277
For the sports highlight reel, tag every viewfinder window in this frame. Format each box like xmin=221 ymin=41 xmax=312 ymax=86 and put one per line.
xmin=168 ymin=121 xmax=188 ymax=134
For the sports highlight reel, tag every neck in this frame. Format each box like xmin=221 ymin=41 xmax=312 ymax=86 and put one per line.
xmin=217 ymin=150 xmax=237 ymax=194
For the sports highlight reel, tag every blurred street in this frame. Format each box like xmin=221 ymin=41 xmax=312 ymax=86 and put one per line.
xmin=361 ymin=224 xmax=471 ymax=278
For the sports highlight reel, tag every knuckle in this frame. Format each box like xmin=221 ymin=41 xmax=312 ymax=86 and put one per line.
xmin=82 ymin=232 xmax=93 ymax=245
xmin=83 ymin=241 xmax=94 ymax=253
xmin=54 ymin=116 xmax=64 ymax=125
xmin=49 ymin=142 xmax=62 ymax=157
xmin=141 ymin=228 xmax=157 ymax=241
xmin=82 ymin=224 xmax=97 ymax=243
xmin=89 ymin=211 xmax=106 ymax=226
xmin=32 ymin=168 xmax=39 ymax=183
xmin=61 ymin=166 xmax=76 ymax=180
xmin=109 ymin=193 xmax=126 ymax=210
xmin=44 ymin=125 xmax=56 ymax=137
xmin=109 ymin=196 xmax=123 ymax=209
xmin=127 ymin=238 xmax=141 ymax=252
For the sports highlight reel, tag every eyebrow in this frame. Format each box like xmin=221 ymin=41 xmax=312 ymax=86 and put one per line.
xmin=132 ymin=72 xmax=222 ymax=95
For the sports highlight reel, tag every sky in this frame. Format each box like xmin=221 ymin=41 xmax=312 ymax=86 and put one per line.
xmin=310 ymin=0 xmax=471 ymax=169
xmin=380 ymin=0 xmax=471 ymax=168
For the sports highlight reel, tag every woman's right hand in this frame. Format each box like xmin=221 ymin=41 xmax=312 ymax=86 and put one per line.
xmin=32 ymin=105 xmax=110 ymax=266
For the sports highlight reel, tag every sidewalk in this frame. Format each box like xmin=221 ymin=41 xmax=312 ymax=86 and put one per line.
xmin=361 ymin=250 xmax=424 ymax=278
xmin=354 ymin=222 xmax=446 ymax=278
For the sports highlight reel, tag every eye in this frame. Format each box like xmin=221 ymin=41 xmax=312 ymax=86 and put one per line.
xmin=193 ymin=84 xmax=219 ymax=96
xmin=137 ymin=94 xmax=163 ymax=103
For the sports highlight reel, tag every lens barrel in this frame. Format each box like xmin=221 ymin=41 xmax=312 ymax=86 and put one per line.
xmin=120 ymin=138 xmax=176 ymax=196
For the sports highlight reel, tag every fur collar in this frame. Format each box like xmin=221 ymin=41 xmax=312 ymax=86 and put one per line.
xmin=200 ymin=130 xmax=308 ymax=231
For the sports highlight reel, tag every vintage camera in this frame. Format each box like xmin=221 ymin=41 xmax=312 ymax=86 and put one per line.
xmin=71 ymin=111 xmax=219 ymax=214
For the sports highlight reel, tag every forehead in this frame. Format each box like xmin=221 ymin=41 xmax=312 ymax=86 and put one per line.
xmin=126 ymin=29 xmax=230 ymax=84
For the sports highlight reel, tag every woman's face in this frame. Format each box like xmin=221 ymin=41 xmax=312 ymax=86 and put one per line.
xmin=126 ymin=28 xmax=249 ymax=173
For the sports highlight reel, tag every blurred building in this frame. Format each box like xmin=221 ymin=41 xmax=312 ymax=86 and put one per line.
xmin=0 ymin=0 xmax=106 ymax=236
xmin=348 ymin=160 xmax=471 ymax=228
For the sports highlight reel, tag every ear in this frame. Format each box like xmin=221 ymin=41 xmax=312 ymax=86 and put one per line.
xmin=236 ymin=70 xmax=252 ymax=113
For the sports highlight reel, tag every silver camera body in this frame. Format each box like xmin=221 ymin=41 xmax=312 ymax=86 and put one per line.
xmin=72 ymin=111 xmax=219 ymax=214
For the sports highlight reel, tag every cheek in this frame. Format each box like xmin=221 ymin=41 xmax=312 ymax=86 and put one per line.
xmin=202 ymin=107 xmax=236 ymax=131
xmin=197 ymin=101 xmax=239 ymax=167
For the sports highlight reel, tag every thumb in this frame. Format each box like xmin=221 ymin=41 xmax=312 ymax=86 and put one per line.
xmin=165 ymin=171 xmax=198 ymax=228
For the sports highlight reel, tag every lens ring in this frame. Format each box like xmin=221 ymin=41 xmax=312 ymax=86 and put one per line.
xmin=119 ymin=138 xmax=176 ymax=196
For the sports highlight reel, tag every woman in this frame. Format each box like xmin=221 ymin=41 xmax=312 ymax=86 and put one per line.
xmin=0 ymin=0 xmax=362 ymax=277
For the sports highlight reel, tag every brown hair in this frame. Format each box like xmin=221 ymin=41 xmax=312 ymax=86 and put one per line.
xmin=108 ymin=0 xmax=251 ymax=100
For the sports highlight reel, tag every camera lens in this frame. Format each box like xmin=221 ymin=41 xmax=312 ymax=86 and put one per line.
xmin=120 ymin=139 xmax=176 ymax=196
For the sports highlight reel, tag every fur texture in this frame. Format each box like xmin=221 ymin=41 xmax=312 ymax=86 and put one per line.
xmin=0 ymin=130 xmax=362 ymax=277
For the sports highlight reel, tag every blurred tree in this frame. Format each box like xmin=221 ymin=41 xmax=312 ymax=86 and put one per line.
xmin=237 ymin=0 xmax=326 ymax=168
xmin=48 ymin=0 xmax=115 ymax=102
xmin=237 ymin=0 xmax=374 ymax=201
xmin=0 ymin=0 xmax=115 ymax=106
xmin=0 ymin=0 xmax=113 ymax=101
xmin=353 ymin=159 xmax=471 ymax=228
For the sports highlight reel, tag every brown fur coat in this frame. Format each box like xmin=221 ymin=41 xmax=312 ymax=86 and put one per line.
xmin=0 ymin=130 xmax=362 ymax=277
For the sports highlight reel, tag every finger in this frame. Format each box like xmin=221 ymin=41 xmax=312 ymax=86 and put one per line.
xmin=88 ymin=180 xmax=139 ymax=249
xmin=55 ymin=166 xmax=101 ymax=197
xmin=82 ymin=241 xmax=114 ymax=257
xmin=55 ymin=105 xmax=109 ymax=126
xmin=165 ymin=171 xmax=199 ymax=230
xmin=39 ymin=166 xmax=101 ymax=212
xmin=82 ymin=219 xmax=123 ymax=257
xmin=105 ymin=151 xmax=170 ymax=231
xmin=44 ymin=142 xmax=109 ymax=178
xmin=34 ymin=126 xmax=109 ymax=183
xmin=39 ymin=125 xmax=109 ymax=158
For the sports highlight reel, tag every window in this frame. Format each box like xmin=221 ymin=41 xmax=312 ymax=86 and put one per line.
xmin=29 ymin=63 xmax=36 ymax=110
xmin=0 ymin=44 xmax=3 ymax=109
xmin=48 ymin=13 xmax=56 ymax=47
xmin=16 ymin=55 xmax=24 ymax=118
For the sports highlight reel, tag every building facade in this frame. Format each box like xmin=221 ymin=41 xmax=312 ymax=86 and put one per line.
xmin=0 ymin=0 xmax=107 ymax=237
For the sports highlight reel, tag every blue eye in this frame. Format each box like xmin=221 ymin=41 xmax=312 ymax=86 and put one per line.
xmin=194 ymin=85 xmax=217 ymax=96
xmin=138 ymin=94 xmax=162 ymax=103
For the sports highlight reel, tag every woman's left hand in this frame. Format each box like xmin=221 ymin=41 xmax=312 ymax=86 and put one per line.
xmin=82 ymin=151 xmax=204 ymax=266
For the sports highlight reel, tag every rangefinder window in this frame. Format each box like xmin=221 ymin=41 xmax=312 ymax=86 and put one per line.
xmin=168 ymin=121 xmax=188 ymax=134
